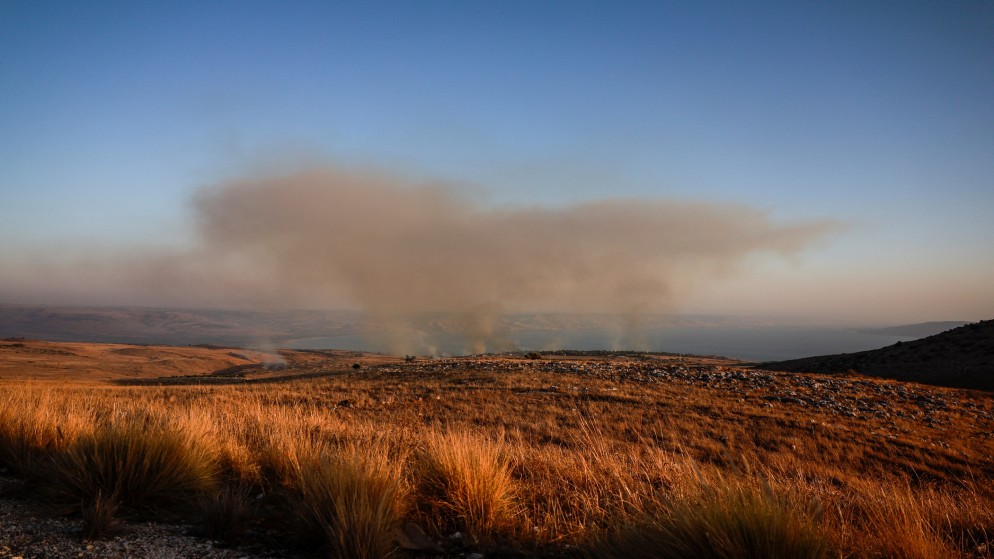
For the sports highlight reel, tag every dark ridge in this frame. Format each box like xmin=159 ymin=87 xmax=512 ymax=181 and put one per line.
xmin=858 ymin=321 xmax=969 ymax=338
xmin=763 ymin=320 xmax=994 ymax=392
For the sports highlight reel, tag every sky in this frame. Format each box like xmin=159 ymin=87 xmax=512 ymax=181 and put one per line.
xmin=1 ymin=1 xmax=992 ymax=326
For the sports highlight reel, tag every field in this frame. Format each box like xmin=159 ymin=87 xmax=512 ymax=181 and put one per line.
xmin=1 ymin=339 xmax=993 ymax=558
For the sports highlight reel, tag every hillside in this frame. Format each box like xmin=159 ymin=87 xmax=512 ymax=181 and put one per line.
xmin=1 ymin=341 xmax=993 ymax=557
xmin=0 ymin=305 xmax=362 ymax=347
xmin=764 ymin=319 xmax=994 ymax=391
xmin=857 ymin=320 xmax=969 ymax=338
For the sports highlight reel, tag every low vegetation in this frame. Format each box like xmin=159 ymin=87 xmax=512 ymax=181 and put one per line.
xmin=1 ymin=346 xmax=992 ymax=558
xmin=292 ymin=445 xmax=405 ymax=559
xmin=415 ymin=430 xmax=518 ymax=542
xmin=43 ymin=417 xmax=221 ymax=511
xmin=765 ymin=319 xmax=994 ymax=391
xmin=594 ymin=480 xmax=830 ymax=559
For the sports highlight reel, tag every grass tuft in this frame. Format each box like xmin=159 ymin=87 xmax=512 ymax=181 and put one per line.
xmin=292 ymin=445 xmax=404 ymax=559
xmin=42 ymin=419 xmax=220 ymax=511
xmin=81 ymin=489 xmax=122 ymax=540
xmin=851 ymin=483 xmax=961 ymax=559
xmin=0 ymin=390 xmax=88 ymax=478
xmin=416 ymin=431 xmax=518 ymax=542
xmin=595 ymin=479 xmax=830 ymax=559
xmin=199 ymin=484 xmax=251 ymax=545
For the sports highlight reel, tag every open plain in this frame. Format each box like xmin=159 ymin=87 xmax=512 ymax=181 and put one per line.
xmin=1 ymin=338 xmax=993 ymax=558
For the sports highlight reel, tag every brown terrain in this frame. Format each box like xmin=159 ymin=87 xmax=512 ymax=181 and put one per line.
xmin=0 ymin=305 xmax=363 ymax=348
xmin=764 ymin=319 xmax=994 ymax=391
xmin=0 ymin=339 xmax=289 ymax=382
xmin=1 ymin=337 xmax=993 ymax=558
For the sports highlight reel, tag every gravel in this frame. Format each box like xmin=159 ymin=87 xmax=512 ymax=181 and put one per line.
xmin=0 ymin=486 xmax=271 ymax=559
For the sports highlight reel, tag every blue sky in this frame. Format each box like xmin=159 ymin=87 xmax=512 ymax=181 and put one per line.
xmin=1 ymin=1 xmax=992 ymax=323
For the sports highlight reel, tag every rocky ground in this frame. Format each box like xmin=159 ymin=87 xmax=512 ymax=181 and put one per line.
xmin=0 ymin=481 xmax=270 ymax=559
xmin=377 ymin=355 xmax=994 ymax=425
xmin=0 ymin=482 xmax=489 ymax=559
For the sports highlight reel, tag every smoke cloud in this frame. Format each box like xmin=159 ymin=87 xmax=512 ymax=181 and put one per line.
xmin=2 ymin=167 xmax=841 ymax=353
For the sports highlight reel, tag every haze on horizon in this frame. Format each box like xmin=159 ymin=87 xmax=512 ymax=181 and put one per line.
xmin=1 ymin=2 xmax=992 ymax=330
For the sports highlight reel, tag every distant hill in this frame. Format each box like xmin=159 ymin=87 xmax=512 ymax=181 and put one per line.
xmin=763 ymin=320 xmax=994 ymax=391
xmin=858 ymin=321 xmax=969 ymax=338
xmin=0 ymin=305 xmax=362 ymax=347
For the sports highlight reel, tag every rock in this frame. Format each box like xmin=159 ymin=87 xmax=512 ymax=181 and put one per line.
xmin=394 ymin=522 xmax=442 ymax=552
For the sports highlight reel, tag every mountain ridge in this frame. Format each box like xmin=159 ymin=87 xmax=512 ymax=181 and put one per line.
xmin=764 ymin=320 xmax=994 ymax=391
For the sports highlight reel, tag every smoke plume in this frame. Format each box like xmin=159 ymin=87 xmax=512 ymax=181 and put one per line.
xmin=2 ymin=167 xmax=841 ymax=353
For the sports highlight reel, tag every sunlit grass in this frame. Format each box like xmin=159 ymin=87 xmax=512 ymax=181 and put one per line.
xmin=415 ymin=430 xmax=518 ymax=541
xmin=594 ymin=479 xmax=829 ymax=559
xmin=41 ymin=416 xmax=221 ymax=511
xmin=0 ymin=354 xmax=991 ymax=557
xmin=291 ymin=443 xmax=405 ymax=559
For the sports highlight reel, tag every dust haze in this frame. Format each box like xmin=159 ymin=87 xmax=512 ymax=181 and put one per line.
xmin=1 ymin=167 xmax=841 ymax=354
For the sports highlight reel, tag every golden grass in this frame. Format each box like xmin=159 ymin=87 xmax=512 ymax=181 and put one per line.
xmin=0 ymin=386 xmax=94 ymax=477
xmin=827 ymin=480 xmax=988 ymax=559
xmin=594 ymin=479 xmax=830 ymax=559
xmin=1 ymin=350 xmax=992 ymax=557
xmin=291 ymin=443 xmax=405 ymax=559
xmin=42 ymin=414 xmax=221 ymax=511
xmin=415 ymin=430 xmax=518 ymax=541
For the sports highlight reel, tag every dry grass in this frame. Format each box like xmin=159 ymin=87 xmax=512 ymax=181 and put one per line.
xmin=291 ymin=443 xmax=406 ymax=559
xmin=199 ymin=484 xmax=251 ymax=544
xmin=0 ymin=387 xmax=93 ymax=478
xmin=1 ymin=347 xmax=992 ymax=557
xmin=415 ymin=430 xmax=518 ymax=542
xmin=81 ymin=489 xmax=122 ymax=540
xmin=594 ymin=479 xmax=829 ymax=559
xmin=827 ymin=480 xmax=990 ymax=559
xmin=39 ymin=412 xmax=221 ymax=512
